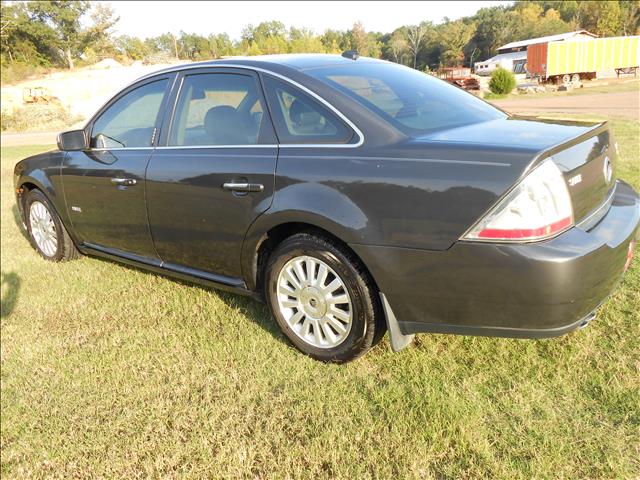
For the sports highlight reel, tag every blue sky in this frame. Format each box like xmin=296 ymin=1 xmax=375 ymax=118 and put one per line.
xmin=110 ymin=1 xmax=512 ymax=40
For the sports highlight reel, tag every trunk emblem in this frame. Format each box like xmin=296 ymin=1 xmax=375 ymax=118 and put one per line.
xmin=603 ymin=157 xmax=613 ymax=183
xmin=568 ymin=174 xmax=582 ymax=186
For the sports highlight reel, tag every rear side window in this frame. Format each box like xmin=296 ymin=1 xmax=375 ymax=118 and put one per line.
xmin=308 ymin=63 xmax=505 ymax=136
xmin=91 ymin=79 xmax=168 ymax=148
xmin=169 ymin=73 xmax=267 ymax=146
xmin=262 ymin=75 xmax=353 ymax=144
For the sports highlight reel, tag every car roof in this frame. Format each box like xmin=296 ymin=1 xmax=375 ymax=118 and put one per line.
xmin=146 ymin=54 xmax=386 ymax=78
xmin=190 ymin=54 xmax=383 ymax=70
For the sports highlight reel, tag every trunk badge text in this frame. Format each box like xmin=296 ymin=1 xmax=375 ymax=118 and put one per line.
xmin=71 ymin=206 xmax=82 ymax=213
xmin=568 ymin=174 xmax=582 ymax=187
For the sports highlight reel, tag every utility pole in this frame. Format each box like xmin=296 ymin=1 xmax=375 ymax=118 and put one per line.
xmin=172 ymin=33 xmax=179 ymax=60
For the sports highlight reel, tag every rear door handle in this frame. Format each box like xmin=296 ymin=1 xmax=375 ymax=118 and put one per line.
xmin=222 ymin=182 xmax=264 ymax=192
xmin=111 ymin=178 xmax=137 ymax=186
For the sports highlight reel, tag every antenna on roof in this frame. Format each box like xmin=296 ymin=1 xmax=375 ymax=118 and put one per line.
xmin=341 ymin=50 xmax=359 ymax=60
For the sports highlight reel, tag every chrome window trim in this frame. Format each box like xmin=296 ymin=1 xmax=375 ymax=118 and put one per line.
xmin=88 ymin=147 xmax=155 ymax=152
xmin=87 ymin=63 xmax=365 ymax=149
xmin=155 ymin=144 xmax=278 ymax=150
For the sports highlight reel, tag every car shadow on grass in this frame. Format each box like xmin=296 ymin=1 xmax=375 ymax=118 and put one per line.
xmin=84 ymin=255 xmax=290 ymax=347
xmin=215 ymin=289 xmax=289 ymax=340
xmin=166 ymin=277 xmax=291 ymax=348
xmin=1 ymin=271 xmax=20 ymax=318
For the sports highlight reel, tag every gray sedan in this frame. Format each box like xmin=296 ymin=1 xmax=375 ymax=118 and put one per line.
xmin=14 ymin=53 xmax=640 ymax=362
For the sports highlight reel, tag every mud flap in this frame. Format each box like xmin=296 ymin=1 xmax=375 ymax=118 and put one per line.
xmin=380 ymin=292 xmax=415 ymax=352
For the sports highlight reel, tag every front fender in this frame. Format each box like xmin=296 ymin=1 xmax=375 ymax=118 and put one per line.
xmin=14 ymin=150 xmax=73 ymax=238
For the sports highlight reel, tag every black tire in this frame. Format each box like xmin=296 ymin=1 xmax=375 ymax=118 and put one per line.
xmin=264 ymin=232 xmax=385 ymax=363
xmin=24 ymin=189 xmax=80 ymax=262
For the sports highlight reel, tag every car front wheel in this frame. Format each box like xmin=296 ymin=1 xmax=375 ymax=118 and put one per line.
xmin=25 ymin=189 xmax=80 ymax=262
xmin=265 ymin=232 xmax=385 ymax=363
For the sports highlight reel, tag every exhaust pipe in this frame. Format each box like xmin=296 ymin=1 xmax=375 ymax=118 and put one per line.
xmin=578 ymin=311 xmax=597 ymax=329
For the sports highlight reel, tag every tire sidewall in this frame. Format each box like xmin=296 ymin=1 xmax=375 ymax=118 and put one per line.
xmin=25 ymin=190 xmax=65 ymax=261
xmin=265 ymin=236 xmax=373 ymax=362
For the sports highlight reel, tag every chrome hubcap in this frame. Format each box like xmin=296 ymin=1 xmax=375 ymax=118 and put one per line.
xmin=29 ymin=201 xmax=57 ymax=257
xmin=277 ymin=255 xmax=352 ymax=349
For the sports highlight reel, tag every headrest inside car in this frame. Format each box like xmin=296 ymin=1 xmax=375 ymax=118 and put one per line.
xmin=204 ymin=105 xmax=246 ymax=144
xmin=289 ymin=99 xmax=322 ymax=127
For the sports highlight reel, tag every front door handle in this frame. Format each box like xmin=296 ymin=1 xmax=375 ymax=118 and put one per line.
xmin=111 ymin=178 xmax=137 ymax=186
xmin=222 ymin=182 xmax=264 ymax=193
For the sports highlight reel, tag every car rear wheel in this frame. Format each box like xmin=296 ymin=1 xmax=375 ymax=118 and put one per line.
xmin=265 ymin=232 xmax=385 ymax=363
xmin=25 ymin=189 xmax=80 ymax=262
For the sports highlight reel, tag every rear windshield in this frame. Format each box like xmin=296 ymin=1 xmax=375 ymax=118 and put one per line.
xmin=307 ymin=62 xmax=505 ymax=136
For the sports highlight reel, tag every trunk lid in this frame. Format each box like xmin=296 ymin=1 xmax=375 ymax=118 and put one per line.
xmin=422 ymin=117 xmax=616 ymax=225
xmin=420 ymin=117 xmax=591 ymax=152
xmin=545 ymin=123 xmax=616 ymax=224
xmin=417 ymin=117 xmax=616 ymax=227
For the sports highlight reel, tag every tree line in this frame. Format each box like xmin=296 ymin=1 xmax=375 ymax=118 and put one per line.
xmin=1 ymin=0 xmax=639 ymax=79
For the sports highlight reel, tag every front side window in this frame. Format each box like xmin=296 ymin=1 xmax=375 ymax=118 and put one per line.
xmin=262 ymin=76 xmax=353 ymax=144
xmin=91 ymin=79 xmax=168 ymax=148
xmin=308 ymin=63 xmax=505 ymax=136
xmin=169 ymin=73 xmax=266 ymax=146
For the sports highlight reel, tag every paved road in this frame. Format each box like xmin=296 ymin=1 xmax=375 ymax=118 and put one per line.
xmin=1 ymin=131 xmax=58 ymax=147
xmin=491 ymin=90 xmax=640 ymax=119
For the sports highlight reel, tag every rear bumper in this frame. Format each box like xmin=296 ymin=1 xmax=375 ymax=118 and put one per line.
xmin=351 ymin=180 xmax=640 ymax=338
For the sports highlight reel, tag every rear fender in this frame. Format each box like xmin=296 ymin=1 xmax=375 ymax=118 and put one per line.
xmin=240 ymin=182 xmax=368 ymax=289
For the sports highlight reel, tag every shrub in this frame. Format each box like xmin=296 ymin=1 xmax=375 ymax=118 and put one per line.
xmin=489 ymin=67 xmax=516 ymax=95
xmin=0 ymin=61 xmax=49 ymax=86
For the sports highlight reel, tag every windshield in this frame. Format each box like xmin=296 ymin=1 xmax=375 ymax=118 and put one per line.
xmin=307 ymin=62 xmax=506 ymax=136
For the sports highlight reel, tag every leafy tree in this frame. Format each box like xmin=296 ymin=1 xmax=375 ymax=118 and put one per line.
xmin=1 ymin=2 xmax=27 ymax=63
xmin=240 ymin=21 xmax=288 ymax=54
xmin=179 ymin=31 xmax=210 ymax=60
xmin=386 ymin=28 xmax=408 ymax=64
xmin=321 ymin=29 xmax=349 ymax=53
xmin=535 ymin=8 xmax=572 ymax=37
xmin=242 ymin=20 xmax=286 ymax=43
xmin=437 ymin=20 xmax=476 ymax=67
xmin=115 ymin=35 xmax=149 ymax=61
xmin=289 ymin=27 xmax=325 ymax=53
xmin=524 ymin=0 xmax=636 ymax=36
xmin=146 ymin=32 xmax=180 ymax=59
xmin=28 ymin=0 xmax=91 ymax=68
xmin=2 ymin=1 xmax=58 ymax=65
xmin=577 ymin=0 xmax=623 ymax=36
xmin=620 ymin=0 xmax=640 ymax=35
xmin=82 ymin=3 xmax=119 ymax=60
xmin=466 ymin=6 xmax=511 ymax=61
xmin=346 ymin=22 xmax=381 ymax=57
xmin=207 ymin=33 xmax=234 ymax=58
xmin=527 ymin=1 xmax=580 ymax=23
xmin=406 ymin=24 xmax=428 ymax=68
xmin=2 ymin=0 xmax=637 ymax=86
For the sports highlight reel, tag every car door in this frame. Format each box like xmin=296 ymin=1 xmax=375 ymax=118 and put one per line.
xmin=62 ymin=74 xmax=175 ymax=259
xmin=145 ymin=68 xmax=278 ymax=279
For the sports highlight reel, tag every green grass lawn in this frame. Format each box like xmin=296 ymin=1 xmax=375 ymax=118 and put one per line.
xmin=1 ymin=117 xmax=639 ymax=479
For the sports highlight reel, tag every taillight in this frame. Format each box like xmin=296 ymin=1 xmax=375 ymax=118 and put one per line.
xmin=463 ymin=158 xmax=573 ymax=242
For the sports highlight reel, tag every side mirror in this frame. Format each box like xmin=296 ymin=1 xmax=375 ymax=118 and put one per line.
xmin=57 ymin=129 xmax=88 ymax=151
